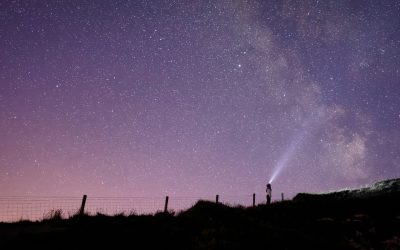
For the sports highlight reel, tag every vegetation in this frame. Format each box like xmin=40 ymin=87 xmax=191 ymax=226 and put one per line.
xmin=0 ymin=179 xmax=399 ymax=249
xmin=42 ymin=209 xmax=64 ymax=222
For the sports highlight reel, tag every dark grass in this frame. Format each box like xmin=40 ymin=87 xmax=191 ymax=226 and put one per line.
xmin=1 ymin=179 xmax=399 ymax=250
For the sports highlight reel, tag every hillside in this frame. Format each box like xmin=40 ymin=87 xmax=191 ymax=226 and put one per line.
xmin=294 ymin=178 xmax=400 ymax=201
xmin=0 ymin=178 xmax=399 ymax=250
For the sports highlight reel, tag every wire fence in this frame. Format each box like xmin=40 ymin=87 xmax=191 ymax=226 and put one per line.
xmin=0 ymin=194 xmax=273 ymax=222
xmin=0 ymin=196 xmax=82 ymax=222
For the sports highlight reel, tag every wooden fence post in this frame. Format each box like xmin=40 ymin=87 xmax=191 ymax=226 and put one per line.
xmin=79 ymin=195 xmax=87 ymax=215
xmin=216 ymin=195 xmax=219 ymax=204
xmin=281 ymin=193 xmax=284 ymax=201
xmin=253 ymin=193 xmax=256 ymax=207
xmin=164 ymin=196 xmax=169 ymax=213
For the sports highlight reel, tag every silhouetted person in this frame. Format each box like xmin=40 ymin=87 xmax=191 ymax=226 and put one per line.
xmin=266 ymin=183 xmax=272 ymax=205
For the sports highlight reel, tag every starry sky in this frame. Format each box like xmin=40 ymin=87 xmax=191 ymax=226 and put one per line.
xmin=1 ymin=0 xmax=399 ymax=199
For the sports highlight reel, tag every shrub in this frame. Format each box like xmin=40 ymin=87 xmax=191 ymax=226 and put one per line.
xmin=43 ymin=209 xmax=63 ymax=221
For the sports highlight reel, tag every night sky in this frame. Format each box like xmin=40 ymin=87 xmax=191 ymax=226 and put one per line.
xmin=1 ymin=1 xmax=399 ymax=199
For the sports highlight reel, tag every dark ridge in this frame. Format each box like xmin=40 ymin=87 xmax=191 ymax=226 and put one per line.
xmin=293 ymin=178 xmax=400 ymax=202
xmin=1 ymin=178 xmax=399 ymax=250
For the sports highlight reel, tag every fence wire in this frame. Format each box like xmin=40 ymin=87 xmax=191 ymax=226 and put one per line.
xmin=0 ymin=194 xmax=271 ymax=222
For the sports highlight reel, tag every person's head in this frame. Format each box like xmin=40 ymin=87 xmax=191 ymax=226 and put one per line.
xmin=267 ymin=183 xmax=271 ymax=189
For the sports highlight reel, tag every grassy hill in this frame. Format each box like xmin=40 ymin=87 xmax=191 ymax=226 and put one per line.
xmin=1 ymin=178 xmax=399 ymax=249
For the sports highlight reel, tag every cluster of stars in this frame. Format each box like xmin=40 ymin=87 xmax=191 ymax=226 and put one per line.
xmin=0 ymin=1 xmax=399 ymax=199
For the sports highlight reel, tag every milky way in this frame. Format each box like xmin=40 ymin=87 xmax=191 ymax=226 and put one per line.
xmin=1 ymin=1 xmax=399 ymax=199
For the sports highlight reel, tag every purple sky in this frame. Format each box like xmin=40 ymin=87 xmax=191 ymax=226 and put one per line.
xmin=1 ymin=1 xmax=399 ymax=199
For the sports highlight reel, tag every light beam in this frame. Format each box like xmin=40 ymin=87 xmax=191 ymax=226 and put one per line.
xmin=268 ymin=110 xmax=324 ymax=184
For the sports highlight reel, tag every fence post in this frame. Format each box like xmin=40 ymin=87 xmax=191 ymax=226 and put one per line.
xmin=79 ymin=195 xmax=87 ymax=215
xmin=164 ymin=196 xmax=169 ymax=213
xmin=281 ymin=193 xmax=284 ymax=201
xmin=253 ymin=193 xmax=256 ymax=207
xmin=216 ymin=195 xmax=219 ymax=204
